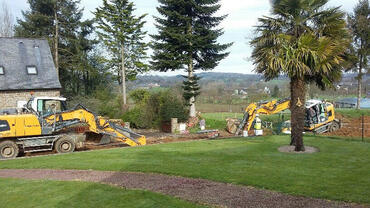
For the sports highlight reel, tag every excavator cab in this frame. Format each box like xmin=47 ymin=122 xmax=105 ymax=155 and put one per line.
xmin=305 ymin=100 xmax=329 ymax=126
xmin=26 ymin=97 xmax=67 ymax=116
xmin=283 ymin=100 xmax=339 ymax=134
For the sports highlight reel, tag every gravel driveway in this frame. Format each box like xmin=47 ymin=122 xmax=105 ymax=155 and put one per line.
xmin=0 ymin=169 xmax=367 ymax=208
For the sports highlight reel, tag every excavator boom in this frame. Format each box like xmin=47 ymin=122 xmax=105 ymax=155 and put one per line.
xmin=43 ymin=105 xmax=146 ymax=146
xmin=229 ymin=98 xmax=340 ymax=136
xmin=234 ymin=99 xmax=290 ymax=135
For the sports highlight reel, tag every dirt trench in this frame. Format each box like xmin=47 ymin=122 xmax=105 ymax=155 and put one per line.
xmin=324 ymin=115 xmax=370 ymax=138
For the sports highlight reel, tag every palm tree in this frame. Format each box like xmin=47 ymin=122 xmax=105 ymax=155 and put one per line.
xmin=251 ymin=0 xmax=351 ymax=151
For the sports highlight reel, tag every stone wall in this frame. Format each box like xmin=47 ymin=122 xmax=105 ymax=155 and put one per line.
xmin=0 ymin=89 xmax=60 ymax=109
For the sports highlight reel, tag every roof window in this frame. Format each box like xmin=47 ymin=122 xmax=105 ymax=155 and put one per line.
xmin=0 ymin=66 xmax=4 ymax=75
xmin=27 ymin=66 xmax=37 ymax=75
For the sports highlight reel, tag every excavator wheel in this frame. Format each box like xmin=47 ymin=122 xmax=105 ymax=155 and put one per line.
xmin=55 ymin=137 xmax=75 ymax=154
xmin=329 ymin=121 xmax=340 ymax=132
xmin=0 ymin=140 xmax=19 ymax=159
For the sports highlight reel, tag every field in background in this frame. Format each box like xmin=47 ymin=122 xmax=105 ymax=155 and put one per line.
xmin=197 ymin=103 xmax=245 ymax=113
xmin=1 ymin=136 xmax=369 ymax=204
xmin=198 ymin=102 xmax=370 ymax=115
xmin=336 ymin=109 xmax=370 ymax=118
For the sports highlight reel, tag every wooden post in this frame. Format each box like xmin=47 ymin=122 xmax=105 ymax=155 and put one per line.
xmin=171 ymin=118 xmax=178 ymax=133
xmin=362 ymin=114 xmax=364 ymax=142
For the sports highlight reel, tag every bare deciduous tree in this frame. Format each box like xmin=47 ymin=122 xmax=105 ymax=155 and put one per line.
xmin=0 ymin=1 xmax=14 ymax=37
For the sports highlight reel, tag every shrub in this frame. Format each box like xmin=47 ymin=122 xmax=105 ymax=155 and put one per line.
xmin=123 ymin=89 xmax=188 ymax=129
xmin=159 ymin=91 xmax=188 ymax=122
xmin=129 ymin=89 xmax=150 ymax=104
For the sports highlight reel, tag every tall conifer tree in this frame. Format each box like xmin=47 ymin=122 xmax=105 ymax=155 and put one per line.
xmin=151 ymin=0 xmax=232 ymax=117
xmin=348 ymin=0 xmax=370 ymax=109
xmin=94 ymin=0 xmax=149 ymax=106
xmin=14 ymin=0 xmax=101 ymax=96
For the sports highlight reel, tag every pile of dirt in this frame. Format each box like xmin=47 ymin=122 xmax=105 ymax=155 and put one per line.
xmin=324 ymin=115 xmax=370 ymax=138
xmin=138 ymin=129 xmax=229 ymax=145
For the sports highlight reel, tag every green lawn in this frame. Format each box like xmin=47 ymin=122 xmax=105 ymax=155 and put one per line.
xmin=1 ymin=136 xmax=369 ymax=204
xmin=0 ymin=178 xmax=204 ymax=208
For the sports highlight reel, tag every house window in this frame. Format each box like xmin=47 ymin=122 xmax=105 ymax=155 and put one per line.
xmin=27 ymin=66 xmax=37 ymax=75
xmin=0 ymin=66 xmax=4 ymax=75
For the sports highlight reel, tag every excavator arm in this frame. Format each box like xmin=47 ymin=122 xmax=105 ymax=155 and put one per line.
xmin=43 ymin=105 xmax=146 ymax=146
xmin=234 ymin=99 xmax=290 ymax=135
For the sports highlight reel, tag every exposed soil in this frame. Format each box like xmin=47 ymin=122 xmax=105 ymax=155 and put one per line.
xmin=324 ymin=115 xmax=370 ymax=138
xmin=137 ymin=129 xmax=231 ymax=145
xmin=278 ymin=145 xmax=319 ymax=154
xmin=0 ymin=169 xmax=367 ymax=208
xmin=22 ymin=129 xmax=232 ymax=158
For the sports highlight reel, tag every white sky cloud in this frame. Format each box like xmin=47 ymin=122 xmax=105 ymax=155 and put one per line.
xmin=6 ymin=0 xmax=357 ymax=75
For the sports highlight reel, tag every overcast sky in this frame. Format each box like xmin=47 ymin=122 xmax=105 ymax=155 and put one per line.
xmin=5 ymin=0 xmax=357 ymax=75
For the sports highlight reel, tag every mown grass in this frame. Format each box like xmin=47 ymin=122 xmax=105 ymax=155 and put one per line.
xmin=1 ymin=136 xmax=369 ymax=204
xmin=0 ymin=178 xmax=204 ymax=208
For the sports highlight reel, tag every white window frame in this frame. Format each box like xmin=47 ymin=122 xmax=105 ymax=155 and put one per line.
xmin=0 ymin=66 xmax=4 ymax=75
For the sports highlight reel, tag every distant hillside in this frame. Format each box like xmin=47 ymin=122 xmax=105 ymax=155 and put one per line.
xmin=128 ymin=72 xmax=287 ymax=89
xmin=127 ymin=72 xmax=367 ymax=90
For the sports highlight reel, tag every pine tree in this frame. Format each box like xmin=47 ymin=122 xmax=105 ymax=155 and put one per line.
xmin=94 ymin=0 xmax=149 ymax=106
xmin=151 ymin=0 xmax=232 ymax=117
xmin=182 ymin=75 xmax=201 ymax=105
xmin=271 ymin=85 xmax=280 ymax=98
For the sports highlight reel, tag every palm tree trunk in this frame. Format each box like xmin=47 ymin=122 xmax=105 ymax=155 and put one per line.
xmin=290 ymin=78 xmax=306 ymax=151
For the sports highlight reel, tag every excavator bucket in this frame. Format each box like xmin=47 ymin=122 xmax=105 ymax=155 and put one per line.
xmin=226 ymin=118 xmax=239 ymax=134
xmin=106 ymin=122 xmax=146 ymax=146
xmin=99 ymin=135 xmax=111 ymax=145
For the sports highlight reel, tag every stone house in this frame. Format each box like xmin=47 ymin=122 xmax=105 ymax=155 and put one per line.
xmin=0 ymin=38 xmax=61 ymax=109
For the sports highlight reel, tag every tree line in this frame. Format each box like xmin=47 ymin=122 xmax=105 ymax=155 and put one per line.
xmin=1 ymin=0 xmax=232 ymax=116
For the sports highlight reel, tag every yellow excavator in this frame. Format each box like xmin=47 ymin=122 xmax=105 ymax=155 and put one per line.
xmin=0 ymin=96 xmax=146 ymax=159
xmin=227 ymin=98 xmax=341 ymax=135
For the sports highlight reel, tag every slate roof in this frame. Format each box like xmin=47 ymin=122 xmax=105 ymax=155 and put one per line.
xmin=0 ymin=38 xmax=61 ymax=91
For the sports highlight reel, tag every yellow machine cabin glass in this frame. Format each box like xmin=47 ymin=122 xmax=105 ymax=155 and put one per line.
xmin=37 ymin=99 xmax=64 ymax=115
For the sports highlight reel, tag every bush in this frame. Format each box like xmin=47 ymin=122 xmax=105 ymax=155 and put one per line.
xmin=159 ymin=92 xmax=188 ymax=122
xmin=67 ymin=88 xmax=124 ymax=119
xmin=123 ymin=89 xmax=188 ymax=129
xmin=122 ymin=107 xmax=151 ymax=129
